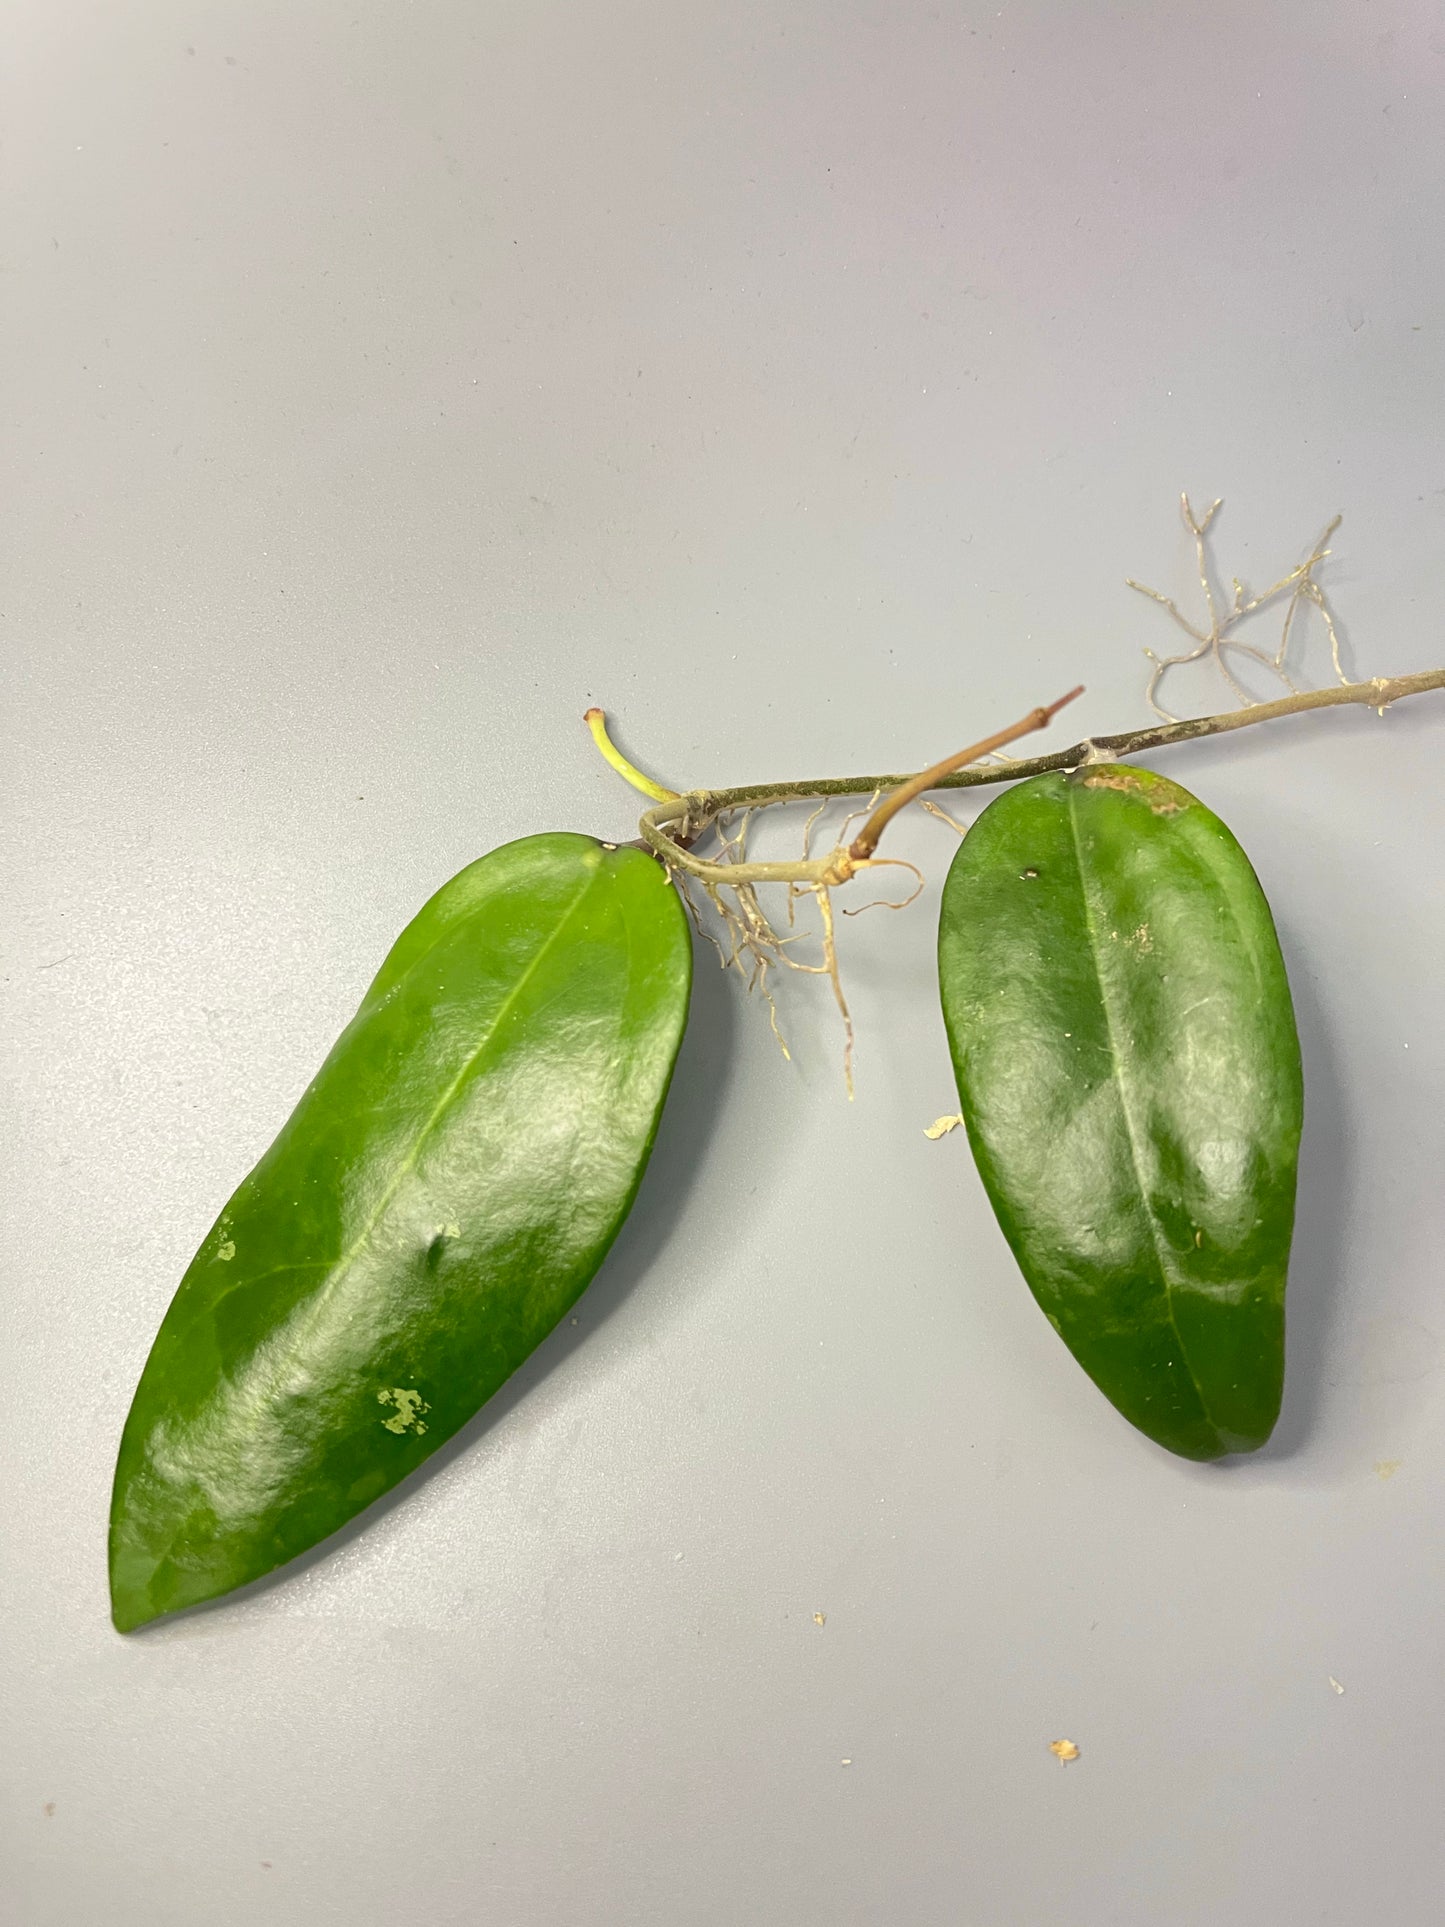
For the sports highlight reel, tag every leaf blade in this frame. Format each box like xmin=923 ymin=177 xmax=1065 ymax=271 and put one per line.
xmin=937 ymin=766 xmax=1302 ymax=1460
xmin=110 ymin=833 xmax=692 ymax=1628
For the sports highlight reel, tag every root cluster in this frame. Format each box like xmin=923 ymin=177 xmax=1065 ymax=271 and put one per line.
xmin=583 ymin=499 xmax=1441 ymax=1089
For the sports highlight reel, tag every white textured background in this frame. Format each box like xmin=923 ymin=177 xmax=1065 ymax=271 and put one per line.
xmin=3 ymin=4 xmax=1444 ymax=1923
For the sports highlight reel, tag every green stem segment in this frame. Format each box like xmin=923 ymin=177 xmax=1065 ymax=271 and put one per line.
xmin=633 ymin=669 xmax=1445 ymax=884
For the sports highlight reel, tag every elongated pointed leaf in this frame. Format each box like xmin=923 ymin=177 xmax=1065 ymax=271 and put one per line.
xmin=111 ymin=833 xmax=692 ymax=1629
xmin=938 ymin=766 xmax=1302 ymax=1460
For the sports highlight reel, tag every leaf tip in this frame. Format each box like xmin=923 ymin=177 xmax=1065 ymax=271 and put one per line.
xmin=108 ymin=1580 xmax=155 ymax=1635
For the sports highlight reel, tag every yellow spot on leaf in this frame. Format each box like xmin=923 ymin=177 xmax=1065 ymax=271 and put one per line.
xmin=1049 ymin=1739 xmax=1080 ymax=1764
xmin=378 ymin=1387 xmax=430 ymax=1435
xmin=924 ymin=1115 xmax=963 ymax=1139
xmin=217 ymin=1241 xmax=235 ymax=1261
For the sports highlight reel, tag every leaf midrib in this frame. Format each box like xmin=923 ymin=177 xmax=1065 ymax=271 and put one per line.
xmin=265 ymin=862 xmax=605 ymax=1346
xmin=1063 ymin=790 xmax=1220 ymax=1443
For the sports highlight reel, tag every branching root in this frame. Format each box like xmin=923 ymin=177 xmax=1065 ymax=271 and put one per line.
xmin=1128 ymin=495 xmax=1347 ymax=721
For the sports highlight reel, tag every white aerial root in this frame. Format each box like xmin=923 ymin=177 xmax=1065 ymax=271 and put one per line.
xmin=1128 ymin=494 xmax=1347 ymax=722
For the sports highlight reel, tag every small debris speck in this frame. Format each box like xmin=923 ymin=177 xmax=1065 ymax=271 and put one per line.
xmin=1329 ymin=1677 xmax=1346 ymax=1695
xmin=924 ymin=1114 xmax=963 ymax=1139
xmin=1049 ymin=1739 xmax=1080 ymax=1764
xmin=814 ymin=1611 xmax=826 ymax=1626
xmin=1375 ymin=1460 xmax=1402 ymax=1480
xmin=840 ymin=1758 xmax=852 ymax=1767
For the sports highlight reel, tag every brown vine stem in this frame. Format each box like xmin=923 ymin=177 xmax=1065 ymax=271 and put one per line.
xmin=622 ymin=668 xmax=1445 ymax=887
xmin=847 ymin=684 xmax=1084 ymax=862
xmin=588 ymin=663 xmax=1443 ymax=1095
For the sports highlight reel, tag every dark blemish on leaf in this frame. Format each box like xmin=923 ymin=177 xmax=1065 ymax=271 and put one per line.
xmin=1074 ymin=766 xmax=1186 ymax=813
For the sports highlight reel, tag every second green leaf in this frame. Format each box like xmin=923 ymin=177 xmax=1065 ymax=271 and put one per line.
xmin=937 ymin=765 xmax=1302 ymax=1460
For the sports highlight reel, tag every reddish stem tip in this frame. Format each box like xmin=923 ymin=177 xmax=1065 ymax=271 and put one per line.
xmin=1045 ymin=685 xmax=1086 ymax=720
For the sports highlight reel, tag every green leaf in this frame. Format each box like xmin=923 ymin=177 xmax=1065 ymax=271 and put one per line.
xmin=110 ymin=833 xmax=692 ymax=1630
xmin=937 ymin=765 xmax=1302 ymax=1461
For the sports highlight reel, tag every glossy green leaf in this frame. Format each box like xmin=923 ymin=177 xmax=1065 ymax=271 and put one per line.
xmin=937 ymin=765 xmax=1302 ymax=1461
xmin=111 ymin=833 xmax=692 ymax=1630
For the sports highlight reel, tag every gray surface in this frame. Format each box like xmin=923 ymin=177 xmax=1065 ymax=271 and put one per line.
xmin=4 ymin=3 xmax=1444 ymax=1923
